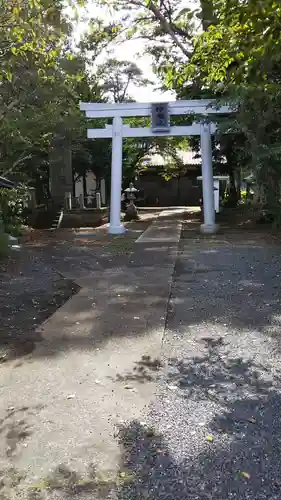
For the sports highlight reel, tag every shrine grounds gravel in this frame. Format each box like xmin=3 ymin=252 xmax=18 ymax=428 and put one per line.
xmin=121 ymin=235 xmax=281 ymax=500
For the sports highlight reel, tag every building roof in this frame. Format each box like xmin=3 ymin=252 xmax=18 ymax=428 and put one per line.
xmin=142 ymin=150 xmax=201 ymax=167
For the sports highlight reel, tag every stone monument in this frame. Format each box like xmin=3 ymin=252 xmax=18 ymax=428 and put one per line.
xmin=124 ymin=182 xmax=139 ymax=221
xmin=49 ymin=134 xmax=73 ymax=207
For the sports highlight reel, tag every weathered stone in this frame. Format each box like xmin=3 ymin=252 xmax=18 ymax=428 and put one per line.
xmin=124 ymin=203 xmax=139 ymax=221
xmin=49 ymin=134 xmax=72 ymax=205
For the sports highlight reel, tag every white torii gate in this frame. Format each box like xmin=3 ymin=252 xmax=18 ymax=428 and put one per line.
xmin=80 ymin=100 xmax=231 ymax=235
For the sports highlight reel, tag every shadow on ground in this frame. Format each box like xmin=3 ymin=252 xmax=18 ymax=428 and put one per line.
xmin=6 ymin=347 xmax=280 ymax=500
xmin=0 ymin=251 xmax=79 ymax=362
xmin=2 ymin=211 xmax=281 ymax=362
xmin=28 ymin=231 xmax=281 ymax=359
xmin=115 ymin=343 xmax=281 ymax=500
xmin=171 ymin=233 xmax=281 ymax=351
xmin=113 ymin=355 xmax=163 ymax=384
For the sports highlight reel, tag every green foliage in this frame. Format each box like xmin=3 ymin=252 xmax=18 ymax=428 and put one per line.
xmin=9 ymin=0 xmax=281 ymax=220
xmin=1 ymin=0 xmax=205 ymax=205
xmin=0 ymin=0 xmax=68 ymax=174
xmin=0 ymin=0 xmax=118 ymax=202
xmin=187 ymin=0 xmax=281 ymax=212
xmin=106 ymin=0 xmax=281 ymax=217
xmin=0 ymin=186 xmax=30 ymax=235
xmin=0 ymin=0 xmax=107 ymax=181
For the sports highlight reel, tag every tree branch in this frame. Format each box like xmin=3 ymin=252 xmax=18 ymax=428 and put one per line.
xmin=146 ymin=1 xmax=192 ymax=58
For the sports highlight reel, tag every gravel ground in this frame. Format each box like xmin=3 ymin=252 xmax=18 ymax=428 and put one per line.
xmin=0 ymin=250 xmax=79 ymax=362
xmin=117 ymin=235 xmax=281 ymax=500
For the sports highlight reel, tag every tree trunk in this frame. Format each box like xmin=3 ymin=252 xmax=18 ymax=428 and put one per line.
xmin=236 ymin=168 xmax=241 ymax=201
xmin=264 ymin=170 xmax=281 ymax=211
xmin=200 ymin=0 xmax=217 ymax=30
xmin=177 ymin=174 xmax=181 ymax=203
xmin=82 ymin=172 xmax=87 ymax=207
xmin=228 ymin=167 xmax=238 ymax=207
xmin=95 ymin=176 xmax=101 ymax=192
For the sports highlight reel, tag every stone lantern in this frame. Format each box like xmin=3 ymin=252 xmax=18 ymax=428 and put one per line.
xmin=124 ymin=182 xmax=139 ymax=221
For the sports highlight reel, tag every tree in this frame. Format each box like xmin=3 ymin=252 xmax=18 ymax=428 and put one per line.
xmin=97 ymin=0 xmax=212 ymax=89
xmin=99 ymin=0 xmax=194 ymax=57
xmin=0 ymin=0 xmax=78 ymax=175
xmin=97 ymin=58 xmax=152 ymax=103
xmin=187 ymin=0 xmax=281 ymax=211
xmin=100 ymin=0 xmax=281 ymax=211
xmin=2 ymin=0 xmax=223 ymax=206
xmin=0 ymin=0 xmax=113 ymax=202
xmin=93 ymin=57 xmax=183 ymax=186
xmin=95 ymin=0 xmax=228 ymax=184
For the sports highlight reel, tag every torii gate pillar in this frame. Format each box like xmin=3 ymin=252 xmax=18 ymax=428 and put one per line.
xmin=108 ymin=118 xmax=218 ymax=235
xmin=200 ymin=122 xmax=217 ymax=234
xmin=109 ymin=116 xmax=125 ymax=234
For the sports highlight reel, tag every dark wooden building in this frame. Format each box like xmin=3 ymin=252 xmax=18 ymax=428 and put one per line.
xmin=136 ymin=150 xmax=202 ymax=206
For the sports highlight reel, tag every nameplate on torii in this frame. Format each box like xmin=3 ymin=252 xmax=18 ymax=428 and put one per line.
xmin=151 ymin=102 xmax=170 ymax=132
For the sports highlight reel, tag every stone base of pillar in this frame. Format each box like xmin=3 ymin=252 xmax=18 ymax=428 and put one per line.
xmin=200 ymin=223 xmax=219 ymax=234
xmin=108 ymin=224 xmax=126 ymax=235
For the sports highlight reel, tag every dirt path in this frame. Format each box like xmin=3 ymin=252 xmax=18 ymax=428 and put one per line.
xmin=0 ymin=252 xmax=79 ymax=362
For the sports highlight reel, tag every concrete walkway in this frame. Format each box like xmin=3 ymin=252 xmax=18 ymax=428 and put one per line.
xmin=0 ymin=211 xmax=183 ymax=495
xmin=136 ymin=210 xmax=182 ymax=244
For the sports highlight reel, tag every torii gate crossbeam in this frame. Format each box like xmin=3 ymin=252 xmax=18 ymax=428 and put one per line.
xmin=80 ymin=100 xmax=232 ymax=235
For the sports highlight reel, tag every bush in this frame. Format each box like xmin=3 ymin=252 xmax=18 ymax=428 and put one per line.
xmin=0 ymin=185 xmax=30 ymax=235
xmin=240 ymin=190 xmax=247 ymax=202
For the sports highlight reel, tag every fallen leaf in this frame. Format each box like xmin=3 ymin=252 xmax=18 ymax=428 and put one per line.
xmin=67 ymin=394 xmax=76 ymax=399
xmin=124 ymin=385 xmax=137 ymax=392
xmin=240 ymin=471 xmax=250 ymax=479
xmin=28 ymin=481 xmax=49 ymax=490
xmin=146 ymin=429 xmax=155 ymax=437
xmin=248 ymin=417 xmax=256 ymax=424
xmin=119 ymin=471 xmax=135 ymax=482
xmin=77 ymin=478 xmax=93 ymax=486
